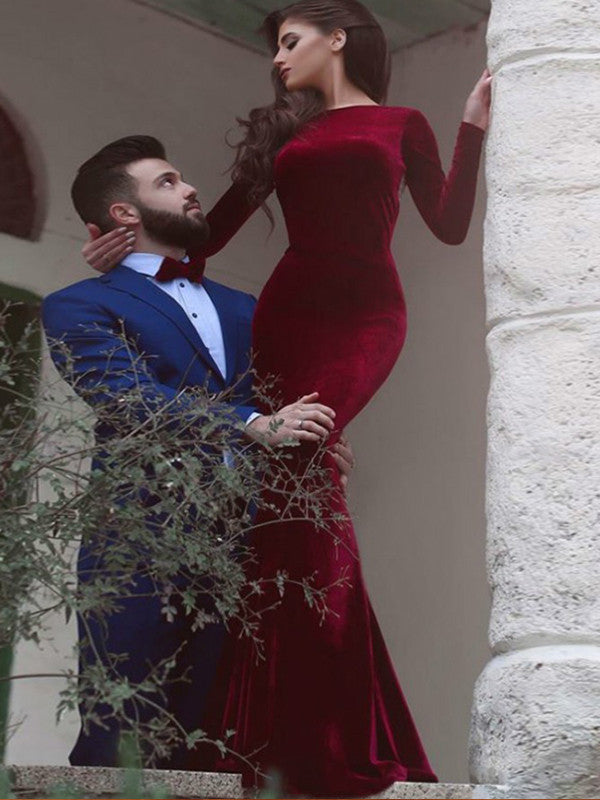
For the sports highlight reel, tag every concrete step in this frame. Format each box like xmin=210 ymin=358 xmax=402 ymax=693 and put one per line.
xmin=7 ymin=765 xmax=509 ymax=799
xmin=365 ymin=783 xmax=509 ymax=799
xmin=257 ymin=783 xmax=510 ymax=799
xmin=7 ymin=765 xmax=241 ymax=799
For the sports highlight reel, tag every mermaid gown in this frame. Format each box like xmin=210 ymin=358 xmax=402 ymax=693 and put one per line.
xmin=194 ymin=106 xmax=484 ymax=796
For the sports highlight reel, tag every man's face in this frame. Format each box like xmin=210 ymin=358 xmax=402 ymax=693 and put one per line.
xmin=125 ymin=158 xmax=209 ymax=250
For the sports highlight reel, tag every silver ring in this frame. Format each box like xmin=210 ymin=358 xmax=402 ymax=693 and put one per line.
xmin=298 ymin=419 xmax=303 ymax=430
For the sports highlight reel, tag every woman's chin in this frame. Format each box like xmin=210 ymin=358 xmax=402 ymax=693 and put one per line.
xmin=284 ymin=77 xmax=312 ymax=94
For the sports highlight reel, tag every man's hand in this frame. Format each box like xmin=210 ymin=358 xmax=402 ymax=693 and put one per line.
xmin=331 ymin=434 xmax=355 ymax=494
xmin=83 ymin=223 xmax=135 ymax=273
xmin=246 ymin=392 xmax=335 ymax=445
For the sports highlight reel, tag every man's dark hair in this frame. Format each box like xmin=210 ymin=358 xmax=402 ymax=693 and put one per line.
xmin=71 ymin=135 xmax=166 ymax=232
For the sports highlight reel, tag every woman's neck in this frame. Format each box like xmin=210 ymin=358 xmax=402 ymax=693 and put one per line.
xmin=321 ymin=69 xmax=378 ymax=110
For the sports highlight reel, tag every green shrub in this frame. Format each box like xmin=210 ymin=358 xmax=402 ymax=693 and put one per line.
xmin=0 ymin=305 xmax=345 ymax=771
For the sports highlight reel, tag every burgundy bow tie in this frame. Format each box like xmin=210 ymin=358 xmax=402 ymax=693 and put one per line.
xmin=154 ymin=255 xmax=206 ymax=284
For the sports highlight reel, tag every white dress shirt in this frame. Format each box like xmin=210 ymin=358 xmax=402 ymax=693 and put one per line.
xmin=121 ymin=252 xmax=261 ymax=429
xmin=121 ymin=252 xmax=226 ymax=379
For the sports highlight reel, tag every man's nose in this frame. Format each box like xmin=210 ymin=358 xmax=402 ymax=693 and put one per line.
xmin=183 ymin=183 xmax=197 ymax=198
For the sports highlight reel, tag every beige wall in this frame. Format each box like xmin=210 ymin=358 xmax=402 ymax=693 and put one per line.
xmin=350 ymin=24 xmax=490 ymax=781
xmin=1 ymin=1 xmax=489 ymax=782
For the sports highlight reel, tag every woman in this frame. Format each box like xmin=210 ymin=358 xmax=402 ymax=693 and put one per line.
xmin=86 ymin=0 xmax=490 ymax=793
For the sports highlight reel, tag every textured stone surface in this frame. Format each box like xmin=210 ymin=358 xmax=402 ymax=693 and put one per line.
xmin=485 ymin=315 xmax=600 ymax=651
xmin=486 ymin=58 xmax=600 ymax=195
xmin=9 ymin=765 xmax=242 ymax=798
xmin=471 ymin=646 xmax=600 ymax=798
xmin=7 ymin=768 xmax=508 ymax=800
xmin=484 ymin=0 xmax=600 ymax=323
xmin=242 ymin=782 xmax=509 ymax=799
xmin=367 ymin=781 xmax=509 ymax=799
xmin=484 ymin=188 xmax=600 ymax=322
xmin=487 ymin=0 xmax=600 ymax=71
xmin=483 ymin=56 xmax=600 ymax=321
xmin=474 ymin=1 xmax=600 ymax=795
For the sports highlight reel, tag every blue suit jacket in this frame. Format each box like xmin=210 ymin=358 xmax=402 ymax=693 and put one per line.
xmin=42 ymin=266 xmax=257 ymax=768
xmin=42 ymin=265 xmax=257 ymax=428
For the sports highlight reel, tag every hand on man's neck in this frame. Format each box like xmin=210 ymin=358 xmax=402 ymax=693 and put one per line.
xmin=133 ymin=229 xmax=186 ymax=261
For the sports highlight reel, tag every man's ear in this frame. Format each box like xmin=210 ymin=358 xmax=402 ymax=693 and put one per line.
xmin=108 ymin=202 xmax=140 ymax=227
xmin=330 ymin=28 xmax=347 ymax=52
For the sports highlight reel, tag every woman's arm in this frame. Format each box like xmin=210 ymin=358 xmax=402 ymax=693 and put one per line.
xmin=192 ymin=180 xmax=267 ymax=259
xmin=402 ymin=70 xmax=491 ymax=246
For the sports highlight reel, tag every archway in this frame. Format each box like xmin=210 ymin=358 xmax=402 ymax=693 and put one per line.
xmin=0 ymin=99 xmax=42 ymax=760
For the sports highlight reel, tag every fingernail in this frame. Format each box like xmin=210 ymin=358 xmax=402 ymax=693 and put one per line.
xmin=126 ymin=232 xmax=136 ymax=238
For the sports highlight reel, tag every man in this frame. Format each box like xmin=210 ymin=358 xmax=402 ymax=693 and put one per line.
xmin=43 ymin=136 xmax=351 ymax=768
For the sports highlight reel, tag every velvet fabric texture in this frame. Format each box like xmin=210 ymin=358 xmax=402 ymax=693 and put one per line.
xmin=193 ymin=106 xmax=484 ymax=796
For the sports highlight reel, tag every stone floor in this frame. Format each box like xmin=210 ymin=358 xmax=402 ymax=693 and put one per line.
xmin=7 ymin=766 xmax=509 ymax=799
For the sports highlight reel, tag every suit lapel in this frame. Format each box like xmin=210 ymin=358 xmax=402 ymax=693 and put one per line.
xmin=100 ymin=266 xmax=224 ymax=383
xmin=203 ymin=278 xmax=240 ymax=386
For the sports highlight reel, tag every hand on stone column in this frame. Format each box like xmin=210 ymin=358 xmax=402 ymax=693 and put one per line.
xmin=463 ymin=68 xmax=493 ymax=131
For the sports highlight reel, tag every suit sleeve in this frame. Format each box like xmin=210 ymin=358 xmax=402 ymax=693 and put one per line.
xmin=42 ymin=290 xmax=256 ymax=433
xmin=402 ymin=110 xmax=484 ymax=245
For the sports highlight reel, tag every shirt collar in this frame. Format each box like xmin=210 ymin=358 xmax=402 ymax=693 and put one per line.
xmin=120 ymin=251 xmax=189 ymax=276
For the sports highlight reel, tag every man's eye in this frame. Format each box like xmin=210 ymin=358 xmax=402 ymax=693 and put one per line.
xmin=162 ymin=178 xmax=174 ymax=186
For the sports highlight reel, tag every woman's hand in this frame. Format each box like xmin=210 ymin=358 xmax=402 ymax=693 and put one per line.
xmin=463 ymin=68 xmax=493 ymax=132
xmin=83 ymin=223 xmax=136 ymax=273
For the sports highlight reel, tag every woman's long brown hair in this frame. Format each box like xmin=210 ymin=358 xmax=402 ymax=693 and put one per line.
xmin=230 ymin=0 xmax=391 ymax=222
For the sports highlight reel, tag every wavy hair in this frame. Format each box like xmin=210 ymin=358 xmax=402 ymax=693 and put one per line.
xmin=230 ymin=0 xmax=391 ymax=220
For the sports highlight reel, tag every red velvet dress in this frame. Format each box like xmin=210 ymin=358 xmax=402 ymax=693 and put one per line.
xmin=196 ymin=106 xmax=484 ymax=796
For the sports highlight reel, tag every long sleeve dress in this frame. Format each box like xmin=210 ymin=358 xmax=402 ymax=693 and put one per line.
xmin=192 ymin=106 xmax=484 ymax=797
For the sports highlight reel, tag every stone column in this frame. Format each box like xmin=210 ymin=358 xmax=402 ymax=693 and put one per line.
xmin=469 ymin=1 xmax=600 ymax=797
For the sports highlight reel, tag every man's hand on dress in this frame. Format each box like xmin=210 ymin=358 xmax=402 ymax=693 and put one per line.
xmin=246 ymin=392 xmax=335 ymax=445
xmin=83 ymin=223 xmax=134 ymax=273
xmin=331 ymin=434 xmax=355 ymax=494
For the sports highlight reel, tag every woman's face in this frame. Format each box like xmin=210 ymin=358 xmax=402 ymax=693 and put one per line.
xmin=273 ymin=18 xmax=341 ymax=93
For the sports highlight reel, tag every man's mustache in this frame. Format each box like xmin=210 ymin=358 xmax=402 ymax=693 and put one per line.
xmin=184 ymin=199 xmax=202 ymax=212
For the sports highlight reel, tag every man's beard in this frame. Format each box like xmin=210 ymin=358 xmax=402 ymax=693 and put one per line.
xmin=137 ymin=202 xmax=210 ymax=251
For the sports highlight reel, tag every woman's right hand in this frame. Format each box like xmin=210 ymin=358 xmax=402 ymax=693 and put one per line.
xmin=83 ymin=223 xmax=136 ymax=273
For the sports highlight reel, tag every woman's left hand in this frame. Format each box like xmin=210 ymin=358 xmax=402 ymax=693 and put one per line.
xmin=463 ymin=68 xmax=493 ymax=131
